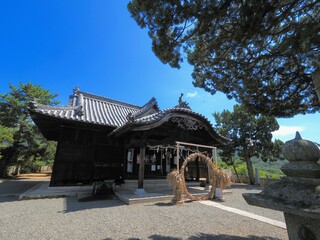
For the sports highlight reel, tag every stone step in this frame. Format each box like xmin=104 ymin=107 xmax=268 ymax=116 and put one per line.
xmin=120 ymin=179 xmax=204 ymax=190
xmin=17 ymin=173 xmax=51 ymax=178
xmin=121 ymin=179 xmax=170 ymax=189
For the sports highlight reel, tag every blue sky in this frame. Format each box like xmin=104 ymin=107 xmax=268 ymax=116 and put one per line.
xmin=0 ymin=0 xmax=319 ymax=143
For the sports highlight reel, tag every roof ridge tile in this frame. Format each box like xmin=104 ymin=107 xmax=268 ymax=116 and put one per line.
xmin=78 ymin=90 xmax=141 ymax=109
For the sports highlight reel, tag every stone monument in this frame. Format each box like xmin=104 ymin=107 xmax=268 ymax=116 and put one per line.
xmin=243 ymin=132 xmax=320 ymax=240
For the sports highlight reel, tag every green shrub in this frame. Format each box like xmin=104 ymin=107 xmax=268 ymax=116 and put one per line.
xmin=20 ymin=162 xmax=39 ymax=174
xmin=217 ymin=161 xmax=229 ymax=169
xmin=236 ymin=164 xmax=248 ymax=175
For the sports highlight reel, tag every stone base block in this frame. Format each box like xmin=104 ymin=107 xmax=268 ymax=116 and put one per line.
xmin=284 ymin=212 xmax=319 ymax=240
xmin=134 ymin=188 xmax=146 ymax=196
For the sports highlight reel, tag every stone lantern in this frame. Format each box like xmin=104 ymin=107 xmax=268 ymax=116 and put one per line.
xmin=243 ymin=132 xmax=320 ymax=240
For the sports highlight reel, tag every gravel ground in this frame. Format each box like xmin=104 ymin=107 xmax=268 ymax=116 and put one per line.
xmin=0 ymin=185 xmax=288 ymax=240
xmin=220 ymin=184 xmax=285 ymax=223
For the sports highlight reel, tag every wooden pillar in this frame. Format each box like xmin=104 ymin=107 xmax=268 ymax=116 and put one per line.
xmin=196 ymin=147 xmax=200 ymax=181
xmin=50 ymin=126 xmax=63 ymax=186
xmin=166 ymin=150 xmax=170 ymax=173
xmin=138 ymin=146 xmax=145 ymax=189
xmin=160 ymin=148 xmax=164 ymax=175
xmin=176 ymin=143 xmax=180 ymax=171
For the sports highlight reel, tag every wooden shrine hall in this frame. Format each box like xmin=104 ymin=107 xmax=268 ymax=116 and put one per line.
xmin=29 ymin=87 xmax=229 ymax=187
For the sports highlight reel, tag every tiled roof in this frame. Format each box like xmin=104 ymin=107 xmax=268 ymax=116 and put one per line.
xmin=110 ymin=107 xmax=196 ymax=135
xmin=29 ymin=88 xmax=229 ymax=144
xmin=29 ymin=89 xmax=145 ymax=128
xmin=135 ymin=107 xmax=203 ymax=125
xmin=132 ymin=97 xmax=159 ymax=119
xmin=110 ymin=106 xmax=230 ymax=144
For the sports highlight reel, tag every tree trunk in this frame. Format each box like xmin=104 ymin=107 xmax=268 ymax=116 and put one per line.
xmin=312 ymin=69 xmax=320 ymax=199
xmin=0 ymin=164 xmax=8 ymax=178
xmin=312 ymin=68 xmax=320 ymax=101
xmin=245 ymin=154 xmax=255 ymax=185
xmin=232 ymin=164 xmax=242 ymax=183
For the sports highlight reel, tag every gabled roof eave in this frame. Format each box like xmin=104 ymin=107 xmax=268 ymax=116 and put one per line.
xmin=109 ymin=107 xmax=230 ymax=145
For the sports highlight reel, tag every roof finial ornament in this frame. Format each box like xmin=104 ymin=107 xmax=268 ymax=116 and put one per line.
xmin=73 ymin=86 xmax=80 ymax=96
xmin=28 ymin=98 xmax=38 ymax=109
xmin=74 ymin=105 xmax=84 ymax=117
xmin=126 ymin=112 xmax=135 ymax=122
xmin=179 ymin=93 xmax=184 ymax=104
xmin=177 ymin=93 xmax=191 ymax=109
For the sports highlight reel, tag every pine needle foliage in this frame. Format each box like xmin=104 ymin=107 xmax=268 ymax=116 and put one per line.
xmin=128 ymin=0 xmax=320 ymax=117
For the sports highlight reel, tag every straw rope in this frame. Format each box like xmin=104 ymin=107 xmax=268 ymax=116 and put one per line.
xmin=167 ymin=152 xmax=231 ymax=205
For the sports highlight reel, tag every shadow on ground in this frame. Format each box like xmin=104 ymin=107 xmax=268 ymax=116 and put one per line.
xmin=61 ymin=196 xmax=125 ymax=213
xmin=0 ymin=196 xmax=19 ymax=203
xmin=0 ymin=179 xmax=45 ymax=203
xmin=149 ymin=233 xmax=282 ymax=240
xmin=103 ymin=233 xmax=283 ymax=240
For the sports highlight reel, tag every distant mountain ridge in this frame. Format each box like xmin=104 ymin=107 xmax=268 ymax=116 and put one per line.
xmin=251 ymin=157 xmax=288 ymax=177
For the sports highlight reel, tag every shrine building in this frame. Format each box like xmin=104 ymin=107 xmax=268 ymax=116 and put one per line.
xmin=29 ymin=88 xmax=229 ymax=187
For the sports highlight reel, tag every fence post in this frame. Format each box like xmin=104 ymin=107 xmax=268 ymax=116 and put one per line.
xmin=255 ymin=168 xmax=261 ymax=185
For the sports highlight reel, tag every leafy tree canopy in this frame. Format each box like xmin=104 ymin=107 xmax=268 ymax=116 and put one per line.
xmin=0 ymin=82 xmax=59 ymax=128
xmin=128 ymin=0 xmax=320 ymax=117
xmin=0 ymin=82 xmax=59 ymax=176
xmin=0 ymin=125 xmax=13 ymax=159
xmin=213 ymin=104 xmax=283 ymax=184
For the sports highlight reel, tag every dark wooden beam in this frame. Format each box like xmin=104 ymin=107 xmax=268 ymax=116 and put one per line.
xmin=138 ymin=146 xmax=145 ymax=189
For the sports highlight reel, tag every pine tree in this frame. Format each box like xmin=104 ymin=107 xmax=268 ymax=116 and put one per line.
xmin=213 ymin=104 xmax=283 ymax=184
xmin=128 ymin=0 xmax=320 ymax=117
xmin=0 ymin=82 xmax=59 ymax=176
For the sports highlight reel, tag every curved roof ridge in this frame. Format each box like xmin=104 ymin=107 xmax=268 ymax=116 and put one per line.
xmin=110 ymin=106 xmax=230 ymax=144
xmin=132 ymin=97 xmax=159 ymax=118
xmin=78 ymin=90 xmax=142 ymax=110
xmin=134 ymin=107 xmax=206 ymax=124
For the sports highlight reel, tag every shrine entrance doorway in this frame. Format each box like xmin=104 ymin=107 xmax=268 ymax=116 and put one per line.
xmin=125 ymin=141 xmax=218 ymax=181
